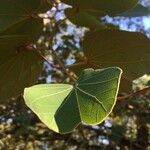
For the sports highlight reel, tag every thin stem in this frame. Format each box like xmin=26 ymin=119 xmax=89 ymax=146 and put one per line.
xmin=117 ymin=87 xmax=150 ymax=101
xmin=46 ymin=3 xmax=77 ymax=82
xmin=38 ymin=52 xmax=59 ymax=69
xmin=28 ymin=45 xmax=58 ymax=69
xmin=67 ymin=61 xmax=87 ymax=68
xmin=35 ymin=2 xmax=79 ymax=82
xmin=51 ymin=49 xmax=77 ymax=82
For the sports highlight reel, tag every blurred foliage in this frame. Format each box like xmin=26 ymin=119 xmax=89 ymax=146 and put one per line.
xmin=0 ymin=86 xmax=149 ymax=149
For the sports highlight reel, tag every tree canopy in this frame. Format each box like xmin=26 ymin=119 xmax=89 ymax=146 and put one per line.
xmin=0 ymin=0 xmax=150 ymax=149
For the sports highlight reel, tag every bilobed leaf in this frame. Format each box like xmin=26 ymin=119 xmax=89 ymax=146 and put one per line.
xmin=0 ymin=0 xmax=51 ymax=36
xmin=0 ymin=36 xmax=43 ymax=100
xmin=82 ymin=29 xmax=150 ymax=92
xmin=24 ymin=67 xmax=122 ymax=133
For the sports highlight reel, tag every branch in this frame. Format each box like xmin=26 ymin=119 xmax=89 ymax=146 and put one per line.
xmin=30 ymin=46 xmax=77 ymax=82
xmin=117 ymin=87 xmax=150 ymax=101
xmin=51 ymin=49 xmax=77 ymax=82
xmin=44 ymin=5 xmax=78 ymax=82
xmin=67 ymin=61 xmax=87 ymax=69
xmin=28 ymin=45 xmax=59 ymax=69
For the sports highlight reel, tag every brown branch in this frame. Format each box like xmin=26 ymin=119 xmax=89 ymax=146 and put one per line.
xmin=28 ymin=45 xmax=59 ymax=69
xmin=31 ymin=46 xmax=77 ymax=82
xmin=51 ymin=49 xmax=77 ymax=82
xmin=44 ymin=5 xmax=78 ymax=82
xmin=67 ymin=61 xmax=87 ymax=68
xmin=117 ymin=87 xmax=150 ymax=101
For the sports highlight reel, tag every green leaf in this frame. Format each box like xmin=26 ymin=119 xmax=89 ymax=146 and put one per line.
xmin=65 ymin=8 xmax=106 ymax=29
xmin=118 ymin=4 xmax=150 ymax=17
xmin=0 ymin=35 xmax=43 ymax=100
xmin=0 ymin=0 xmax=51 ymax=36
xmin=62 ymin=0 xmax=138 ymax=16
xmin=82 ymin=29 xmax=150 ymax=92
xmin=63 ymin=0 xmax=138 ymax=28
xmin=69 ymin=63 xmax=132 ymax=93
xmin=24 ymin=67 xmax=122 ymax=133
xmin=0 ymin=0 xmax=51 ymax=100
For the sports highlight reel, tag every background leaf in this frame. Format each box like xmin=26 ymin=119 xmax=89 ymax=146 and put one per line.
xmin=118 ymin=4 xmax=150 ymax=17
xmin=82 ymin=29 xmax=150 ymax=92
xmin=62 ymin=0 xmax=138 ymax=16
xmin=0 ymin=36 xmax=43 ymax=100
xmin=63 ymin=0 xmax=138 ymax=28
xmin=0 ymin=0 xmax=51 ymax=100
xmin=65 ymin=8 xmax=106 ymax=29
xmin=0 ymin=0 xmax=51 ymax=36
xmin=24 ymin=67 xmax=122 ymax=133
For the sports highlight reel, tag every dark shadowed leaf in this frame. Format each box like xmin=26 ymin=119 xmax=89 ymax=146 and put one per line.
xmin=0 ymin=0 xmax=51 ymax=100
xmin=0 ymin=36 xmax=43 ymax=100
xmin=65 ymin=8 xmax=106 ymax=29
xmin=0 ymin=0 xmax=51 ymax=36
xmin=118 ymin=4 xmax=150 ymax=17
xmin=62 ymin=0 xmax=138 ymax=16
xmin=63 ymin=0 xmax=138 ymax=28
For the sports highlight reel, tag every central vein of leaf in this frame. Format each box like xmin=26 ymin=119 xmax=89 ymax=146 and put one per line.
xmin=75 ymin=86 xmax=107 ymax=112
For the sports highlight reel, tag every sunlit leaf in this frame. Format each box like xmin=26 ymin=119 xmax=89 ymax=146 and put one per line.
xmin=24 ymin=67 xmax=122 ymax=133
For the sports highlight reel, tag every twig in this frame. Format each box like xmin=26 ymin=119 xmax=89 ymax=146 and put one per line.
xmin=67 ymin=61 xmax=87 ymax=68
xmin=51 ymin=49 xmax=77 ymax=82
xmin=33 ymin=46 xmax=76 ymax=82
xmin=28 ymin=45 xmax=58 ymax=69
xmin=45 ymin=3 xmax=77 ymax=82
xmin=117 ymin=87 xmax=150 ymax=101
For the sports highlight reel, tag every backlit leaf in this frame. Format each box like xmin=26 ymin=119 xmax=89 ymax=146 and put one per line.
xmin=24 ymin=67 xmax=122 ymax=133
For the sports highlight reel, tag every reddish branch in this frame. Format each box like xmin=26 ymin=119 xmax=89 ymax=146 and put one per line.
xmin=117 ymin=87 xmax=150 ymax=101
